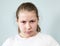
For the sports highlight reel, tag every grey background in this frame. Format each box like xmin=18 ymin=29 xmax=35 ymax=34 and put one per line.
xmin=0 ymin=0 xmax=60 ymax=46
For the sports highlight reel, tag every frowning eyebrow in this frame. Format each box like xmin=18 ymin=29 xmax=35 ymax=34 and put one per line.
xmin=20 ymin=19 xmax=36 ymax=23
xmin=20 ymin=21 xmax=26 ymax=23
xmin=30 ymin=20 xmax=36 ymax=22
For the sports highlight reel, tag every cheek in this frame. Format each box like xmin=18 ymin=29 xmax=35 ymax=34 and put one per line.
xmin=31 ymin=23 xmax=38 ymax=30
xmin=19 ymin=23 xmax=25 ymax=31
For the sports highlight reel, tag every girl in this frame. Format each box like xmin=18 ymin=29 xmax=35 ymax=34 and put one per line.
xmin=2 ymin=2 xmax=60 ymax=46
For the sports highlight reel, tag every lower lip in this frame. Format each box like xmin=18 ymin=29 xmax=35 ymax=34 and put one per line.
xmin=25 ymin=31 xmax=32 ymax=34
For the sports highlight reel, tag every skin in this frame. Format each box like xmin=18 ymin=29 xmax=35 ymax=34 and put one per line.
xmin=17 ymin=10 xmax=38 ymax=38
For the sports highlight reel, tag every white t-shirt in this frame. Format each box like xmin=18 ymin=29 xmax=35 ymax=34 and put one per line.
xmin=2 ymin=33 xmax=60 ymax=46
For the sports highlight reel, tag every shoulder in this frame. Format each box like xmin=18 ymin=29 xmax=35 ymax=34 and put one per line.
xmin=2 ymin=35 xmax=18 ymax=46
xmin=38 ymin=32 xmax=60 ymax=46
xmin=38 ymin=32 xmax=53 ymax=39
xmin=38 ymin=32 xmax=57 ymax=42
xmin=38 ymin=32 xmax=55 ymax=40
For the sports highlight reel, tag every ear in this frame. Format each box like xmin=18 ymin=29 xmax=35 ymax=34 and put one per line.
xmin=16 ymin=18 xmax=18 ymax=24
xmin=16 ymin=18 xmax=18 ymax=22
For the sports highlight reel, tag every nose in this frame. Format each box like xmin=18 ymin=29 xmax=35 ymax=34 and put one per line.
xmin=26 ymin=22 xmax=31 ymax=30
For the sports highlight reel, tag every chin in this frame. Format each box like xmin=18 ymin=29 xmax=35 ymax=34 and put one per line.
xmin=25 ymin=33 xmax=34 ymax=37
xmin=25 ymin=35 xmax=33 ymax=38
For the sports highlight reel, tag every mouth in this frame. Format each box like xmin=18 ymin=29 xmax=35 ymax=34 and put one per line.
xmin=24 ymin=31 xmax=33 ymax=34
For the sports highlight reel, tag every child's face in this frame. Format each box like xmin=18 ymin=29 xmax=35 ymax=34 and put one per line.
xmin=17 ymin=10 xmax=38 ymax=38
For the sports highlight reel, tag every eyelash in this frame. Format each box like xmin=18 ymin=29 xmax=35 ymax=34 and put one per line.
xmin=30 ymin=20 xmax=35 ymax=23
xmin=21 ymin=20 xmax=35 ymax=23
xmin=21 ymin=21 xmax=26 ymax=23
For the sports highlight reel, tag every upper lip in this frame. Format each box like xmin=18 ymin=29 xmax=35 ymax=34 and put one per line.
xmin=25 ymin=31 xmax=32 ymax=33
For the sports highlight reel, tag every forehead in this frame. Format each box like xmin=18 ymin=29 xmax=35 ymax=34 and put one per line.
xmin=18 ymin=10 xmax=37 ymax=20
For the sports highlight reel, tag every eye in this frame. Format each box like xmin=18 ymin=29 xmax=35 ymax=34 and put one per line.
xmin=30 ymin=20 xmax=35 ymax=23
xmin=21 ymin=21 xmax=26 ymax=24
